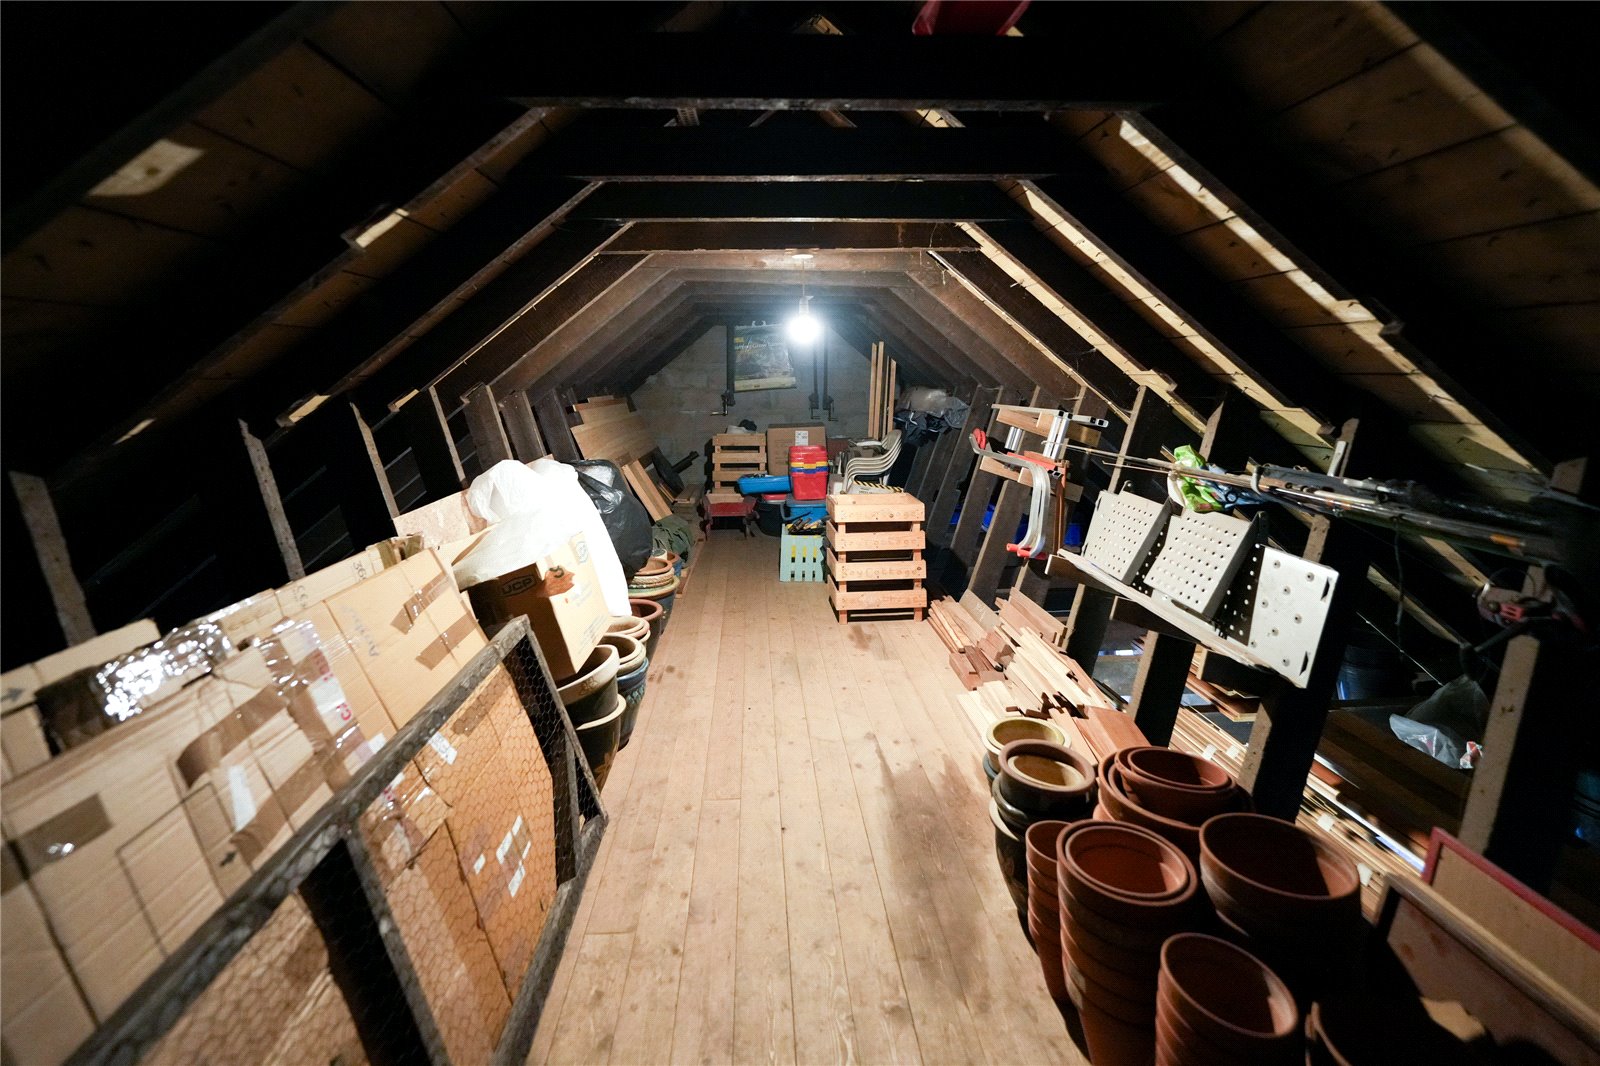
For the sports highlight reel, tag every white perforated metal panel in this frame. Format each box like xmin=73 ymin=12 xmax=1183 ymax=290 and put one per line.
xmin=1246 ymin=547 xmax=1339 ymax=688
xmin=1081 ymin=490 xmax=1168 ymax=584
xmin=1143 ymin=510 xmax=1256 ymax=620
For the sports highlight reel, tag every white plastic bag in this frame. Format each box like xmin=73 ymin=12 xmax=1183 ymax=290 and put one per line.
xmin=452 ymin=459 xmax=630 ymax=616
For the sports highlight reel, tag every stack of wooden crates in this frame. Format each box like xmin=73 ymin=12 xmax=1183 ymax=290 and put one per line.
xmin=825 ymin=493 xmax=927 ymax=622
xmin=708 ymin=433 xmax=766 ymax=504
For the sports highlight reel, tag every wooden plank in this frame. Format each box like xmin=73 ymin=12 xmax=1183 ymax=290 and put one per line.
xmin=824 ymin=549 xmax=927 ymax=582
xmin=825 ymin=522 xmax=926 ymax=552
xmin=8 ymin=471 xmax=95 ymax=644
xmin=569 ymin=409 xmax=656 ymax=465
xmin=620 ymin=461 xmax=672 ymax=521
xmin=462 ymin=383 xmax=515 ymax=467
xmin=533 ymin=389 xmax=580 ymax=464
xmin=827 ymin=493 xmax=925 ymax=523
xmin=499 ymin=388 xmax=548 ymax=461
xmin=826 ymin=577 xmax=928 ymax=611
xmin=541 ymin=933 xmax=637 ymax=1065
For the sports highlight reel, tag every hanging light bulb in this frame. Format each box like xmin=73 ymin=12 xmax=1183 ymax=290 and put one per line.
xmin=787 ymin=251 xmax=822 ymax=344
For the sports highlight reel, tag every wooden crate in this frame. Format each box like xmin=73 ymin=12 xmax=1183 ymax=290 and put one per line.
xmin=825 ymin=492 xmax=926 ymax=622
xmin=710 ymin=436 xmax=768 ymax=495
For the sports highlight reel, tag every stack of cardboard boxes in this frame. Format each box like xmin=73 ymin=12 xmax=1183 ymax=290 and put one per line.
xmin=0 ymin=545 xmax=489 ymax=1065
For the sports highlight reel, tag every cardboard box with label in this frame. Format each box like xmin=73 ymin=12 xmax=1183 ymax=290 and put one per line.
xmin=456 ymin=531 xmax=608 ymax=681
xmin=443 ymin=668 xmax=559 ymax=998
xmin=766 ymin=422 xmax=827 ymax=474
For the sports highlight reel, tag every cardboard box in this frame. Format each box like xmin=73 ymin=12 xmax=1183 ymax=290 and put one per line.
xmin=1 ymin=689 xmax=231 ymax=1019
xmin=457 ymin=531 xmax=607 ymax=680
xmin=767 ymin=422 xmax=827 ymax=474
xmin=1 ymin=705 xmax=52 ymax=777
xmin=445 ymin=667 xmax=558 ymax=997
xmin=31 ymin=619 xmax=162 ymax=686
xmin=280 ymin=603 xmax=397 ymax=755
xmin=1 ymin=663 xmax=43 ymax=715
xmin=264 ymin=971 xmax=369 ymax=1066
xmin=273 ymin=546 xmax=387 ymax=618
xmin=201 ymin=591 xmax=284 ymax=649
xmin=322 ymin=551 xmax=455 ymax=730
xmin=1 ymin=850 xmax=97 ymax=1066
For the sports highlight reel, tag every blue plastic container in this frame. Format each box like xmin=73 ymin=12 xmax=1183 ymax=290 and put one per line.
xmin=737 ymin=474 xmax=791 ymax=495
xmin=782 ymin=498 xmax=827 ymax=523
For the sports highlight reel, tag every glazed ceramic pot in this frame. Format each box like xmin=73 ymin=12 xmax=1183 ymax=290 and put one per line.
xmin=1157 ymin=934 xmax=1300 ymax=1061
xmin=996 ymin=739 xmax=1095 ymax=818
xmin=990 ymin=799 xmax=1029 ymax=916
xmin=629 ymin=597 xmax=665 ymax=657
xmin=575 ymin=693 xmax=626 ymax=789
xmin=630 ymin=556 xmax=675 ymax=585
xmin=608 ymin=614 xmax=650 ymax=643
xmin=990 ymin=772 xmax=1034 ymax=836
xmin=556 ymin=643 xmax=620 ymax=726
xmin=984 ymin=716 xmax=1068 ymax=761
xmin=601 ymin=632 xmax=646 ymax=675
xmin=615 ymin=658 xmax=649 ymax=748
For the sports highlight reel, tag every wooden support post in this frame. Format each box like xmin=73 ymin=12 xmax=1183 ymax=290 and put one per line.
xmin=198 ymin=420 xmax=306 ymax=591
xmin=1011 ymin=392 xmax=1113 ymax=605
xmin=396 ymin=387 xmax=467 ymax=499
xmin=8 ymin=471 xmax=96 ymax=643
xmin=534 ymin=390 xmax=580 ymax=463
xmin=905 ymin=440 xmax=936 ymax=499
xmin=1457 ymin=458 xmax=1596 ymax=890
xmin=927 ymin=384 xmax=1003 ymax=546
xmin=949 ymin=395 xmax=1020 ymax=566
xmin=499 ymin=389 xmax=548 ymax=461
xmin=313 ymin=402 xmax=400 ymax=548
xmin=1063 ymin=585 xmax=1116 ymax=664
xmin=1126 ymin=633 xmax=1194 ymax=746
xmin=1107 ymin=386 xmax=1191 ymax=494
xmin=1238 ymin=419 xmax=1367 ymax=818
xmin=463 ymin=384 xmax=515 ymax=468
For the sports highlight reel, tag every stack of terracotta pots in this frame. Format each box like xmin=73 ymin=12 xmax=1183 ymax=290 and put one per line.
xmin=1055 ymin=821 xmax=1202 ymax=1065
xmin=1156 ymin=933 xmax=1301 ymax=1065
xmin=1097 ymin=746 xmax=1250 ymax=861
xmin=1023 ymin=820 xmax=1072 ymax=1000
xmin=628 ymin=597 xmax=665 ymax=659
xmin=1198 ymin=813 xmax=1364 ymax=1005
xmin=990 ymin=739 xmax=1095 ymax=917
xmin=628 ymin=557 xmax=680 ymax=621
xmin=600 ymin=632 xmax=648 ymax=748
xmin=982 ymin=717 xmax=1068 ymax=786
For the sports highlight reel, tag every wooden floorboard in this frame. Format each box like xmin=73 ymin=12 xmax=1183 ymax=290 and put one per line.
xmin=532 ymin=535 xmax=1087 ymax=1065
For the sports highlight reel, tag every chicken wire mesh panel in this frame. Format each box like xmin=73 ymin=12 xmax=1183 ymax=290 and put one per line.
xmin=64 ymin=619 xmax=601 ymax=1066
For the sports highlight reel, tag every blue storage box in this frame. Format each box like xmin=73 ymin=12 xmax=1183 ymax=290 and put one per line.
xmin=737 ymin=474 xmax=791 ymax=494
xmin=782 ymin=499 xmax=827 ymax=522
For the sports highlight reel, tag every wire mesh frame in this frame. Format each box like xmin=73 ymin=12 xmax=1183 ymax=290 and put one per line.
xmin=66 ymin=617 xmax=607 ymax=1066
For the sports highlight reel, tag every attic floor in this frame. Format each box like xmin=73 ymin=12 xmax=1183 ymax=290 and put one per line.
xmin=528 ymin=533 xmax=1087 ymax=1065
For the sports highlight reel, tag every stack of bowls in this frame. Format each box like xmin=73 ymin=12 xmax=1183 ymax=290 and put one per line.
xmin=995 ymin=739 xmax=1096 ymax=823
xmin=575 ymin=693 xmax=626 ymax=789
xmin=1121 ymin=748 xmax=1238 ymax=822
xmin=555 ymin=643 xmax=620 ymax=727
xmin=600 ymin=632 xmax=648 ymax=747
xmin=1023 ymin=820 xmax=1072 ymax=1000
xmin=1198 ymin=813 xmax=1364 ymax=1004
xmin=982 ymin=717 xmax=1068 ymax=785
xmin=1056 ymin=822 xmax=1202 ymax=1066
xmin=608 ymin=613 xmax=650 ymax=644
xmin=628 ymin=557 xmax=680 ymax=620
xmin=629 ymin=598 xmax=665 ymax=659
xmin=1098 ymin=748 xmax=1249 ymax=862
xmin=1156 ymin=934 xmax=1300 ymax=1066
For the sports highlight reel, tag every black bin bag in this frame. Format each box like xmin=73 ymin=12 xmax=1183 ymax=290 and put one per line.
xmin=571 ymin=460 xmax=653 ymax=581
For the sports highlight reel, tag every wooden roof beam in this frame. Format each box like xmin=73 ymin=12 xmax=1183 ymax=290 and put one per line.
xmin=571 ymin=181 xmax=1029 ymax=223
xmin=495 ymin=33 xmax=1179 ymax=112
xmin=532 ymin=126 xmax=1092 ymax=181
xmin=603 ymin=221 xmax=977 ymax=253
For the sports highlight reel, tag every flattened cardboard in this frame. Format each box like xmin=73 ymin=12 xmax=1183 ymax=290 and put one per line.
xmin=31 ymin=619 xmax=161 ymax=685
xmin=1 ymin=663 xmax=42 ymax=715
xmin=263 ymin=971 xmax=369 ymax=1066
xmin=1 ymin=705 xmax=52 ymax=776
xmin=281 ymin=602 xmax=396 ymax=754
xmin=273 ymin=546 xmax=386 ymax=618
xmin=767 ymin=422 xmax=827 ymax=474
xmin=1 ymin=857 xmax=96 ymax=1066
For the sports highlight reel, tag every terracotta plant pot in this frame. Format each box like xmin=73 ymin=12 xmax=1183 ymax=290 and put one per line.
xmin=1155 ymin=1010 xmax=1241 ymax=1066
xmin=1199 ymin=813 xmax=1361 ymax=924
xmin=600 ymin=632 xmax=646 ymax=675
xmin=1059 ymin=919 xmax=1159 ymax=1003
xmin=629 ymin=597 xmax=665 ymax=658
xmin=556 ymin=643 xmax=620 ymax=726
xmin=1078 ymin=990 xmax=1156 ymax=1066
xmin=1059 ymin=905 xmax=1162 ymax=978
xmin=631 ymin=556 xmax=674 ymax=584
xmin=1068 ymin=955 xmax=1157 ymax=1026
xmin=1024 ymin=819 xmax=1071 ymax=868
xmin=984 ymin=716 xmax=1068 ymax=760
xmin=1121 ymin=747 xmax=1237 ymax=823
xmin=1158 ymin=934 xmax=1299 ymax=1061
xmin=1058 ymin=888 xmax=1172 ymax=952
xmin=997 ymin=739 xmax=1096 ymax=818
xmin=1099 ymin=759 xmax=1248 ymax=861
xmin=575 ymin=693 xmax=626 ymax=789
